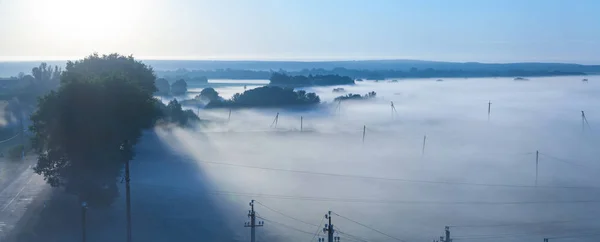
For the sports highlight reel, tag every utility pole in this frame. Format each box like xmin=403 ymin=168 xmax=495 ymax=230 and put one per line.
xmin=300 ymin=116 xmax=303 ymax=132
xmin=488 ymin=100 xmax=492 ymax=121
xmin=362 ymin=125 xmax=366 ymax=143
xmin=535 ymin=150 xmax=539 ymax=186
xmin=391 ymin=101 xmax=397 ymax=120
xmin=19 ymin=101 xmax=24 ymax=160
xmin=271 ymin=112 xmax=279 ymax=128
xmin=440 ymin=226 xmax=452 ymax=242
xmin=582 ymin=111 xmax=585 ymax=132
xmin=121 ymin=141 xmax=132 ymax=242
xmin=323 ymin=211 xmax=340 ymax=242
xmin=81 ymin=201 xmax=87 ymax=242
xmin=228 ymin=109 xmax=232 ymax=123
xmin=422 ymin=135 xmax=427 ymax=156
xmin=244 ymin=200 xmax=263 ymax=242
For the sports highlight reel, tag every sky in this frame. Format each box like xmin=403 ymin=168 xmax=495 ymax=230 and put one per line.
xmin=0 ymin=0 xmax=599 ymax=63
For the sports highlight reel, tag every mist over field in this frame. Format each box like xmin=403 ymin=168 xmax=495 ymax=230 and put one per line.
xmin=145 ymin=76 xmax=600 ymax=242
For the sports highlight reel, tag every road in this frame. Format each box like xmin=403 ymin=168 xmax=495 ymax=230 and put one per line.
xmin=0 ymin=158 xmax=47 ymax=241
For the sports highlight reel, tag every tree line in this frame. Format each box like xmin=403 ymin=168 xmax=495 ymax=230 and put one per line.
xmin=155 ymin=67 xmax=586 ymax=81
xmin=14 ymin=54 xmax=200 ymax=207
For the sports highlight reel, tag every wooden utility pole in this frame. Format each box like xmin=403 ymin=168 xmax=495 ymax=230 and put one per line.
xmin=300 ymin=116 xmax=303 ymax=132
xmin=121 ymin=141 xmax=132 ymax=242
xmin=81 ymin=202 xmax=87 ymax=242
xmin=362 ymin=125 xmax=366 ymax=143
xmin=271 ymin=112 xmax=279 ymax=128
xmin=228 ymin=109 xmax=232 ymax=123
xmin=422 ymin=135 xmax=427 ymax=156
xmin=488 ymin=100 xmax=492 ymax=121
xmin=244 ymin=200 xmax=263 ymax=242
xmin=535 ymin=150 xmax=539 ymax=186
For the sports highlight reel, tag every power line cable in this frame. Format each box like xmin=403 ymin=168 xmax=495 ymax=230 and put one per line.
xmin=211 ymin=190 xmax=600 ymax=206
xmin=254 ymin=200 xmax=319 ymax=227
xmin=192 ymin=159 xmax=600 ymax=190
xmin=335 ymin=227 xmax=371 ymax=242
xmin=332 ymin=211 xmax=407 ymax=242
xmin=309 ymin=217 xmax=325 ymax=242
xmin=450 ymin=217 xmax=600 ymax=228
xmin=257 ymin=215 xmax=315 ymax=236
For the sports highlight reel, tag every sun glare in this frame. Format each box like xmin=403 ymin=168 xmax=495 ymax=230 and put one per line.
xmin=30 ymin=0 xmax=145 ymax=50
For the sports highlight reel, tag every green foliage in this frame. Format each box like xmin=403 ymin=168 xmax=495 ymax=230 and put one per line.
xmin=7 ymin=144 xmax=24 ymax=161
xmin=206 ymin=86 xmax=320 ymax=108
xmin=171 ymin=79 xmax=187 ymax=95
xmin=157 ymin=99 xmax=199 ymax=126
xmin=269 ymin=73 xmax=354 ymax=86
xmin=198 ymin=87 xmax=221 ymax=102
xmin=30 ymin=53 xmax=161 ymax=207
xmin=155 ymin=78 xmax=170 ymax=95
xmin=334 ymin=91 xmax=377 ymax=101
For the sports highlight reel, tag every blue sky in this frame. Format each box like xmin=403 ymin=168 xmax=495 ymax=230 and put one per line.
xmin=0 ymin=0 xmax=598 ymax=63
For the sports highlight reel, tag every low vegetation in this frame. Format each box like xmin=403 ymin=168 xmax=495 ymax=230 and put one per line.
xmin=206 ymin=86 xmax=320 ymax=108
xmin=269 ymin=73 xmax=354 ymax=87
xmin=334 ymin=91 xmax=377 ymax=101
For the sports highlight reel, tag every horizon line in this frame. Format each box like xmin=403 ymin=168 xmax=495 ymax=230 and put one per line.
xmin=0 ymin=56 xmax=598 ymax=66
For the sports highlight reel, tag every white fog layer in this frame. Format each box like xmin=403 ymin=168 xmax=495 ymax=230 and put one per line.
xmin=153 ymin=76 xmax=600 ymax=242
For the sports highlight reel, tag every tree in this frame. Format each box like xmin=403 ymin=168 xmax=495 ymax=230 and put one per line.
xmin=171 ymin=79 xmax=187 ymax=95
xmin=155 ymin=78 xmax=170 ymax=95
xmin=30 ymin=53 xmax=161 ymax=207
xmin=198 ymin=87 xmax=221 ymax=102
xmin=206 ymin=86 xmax=320 ymax=108
xmin=161 ymin=99 xmax=199 ymax=126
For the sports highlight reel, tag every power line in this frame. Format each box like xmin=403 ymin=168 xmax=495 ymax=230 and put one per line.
xmin=257 ymin=215 xmax=315 ymax=236
xmin=337 ymin=230 xmax=370 ymax=242
xmin=454 ymin=228 xmax=600 ymax=240
xmin=192 ymin=159 xmax=600 ymax=190
xmin=211 ymin=190 xmax=600 ymax=206
xmin=332 ymin=211 xmax=407 ymax=242
xmin=538 ymin=152 xmax=591 ymax=169
xmin=335 ymin=227 xmax=371 ymax=242
xmin=254 ymin=200 xmax=319 ymax=227
xmin=547 ymin=232 xmax=600 ymax=240
xmin=310 ymin=217 xmax=325 ymax=242
xmin=450 ymin=217 xmax=599 ymax=228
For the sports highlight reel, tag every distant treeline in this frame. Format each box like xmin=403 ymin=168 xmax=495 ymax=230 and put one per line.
xmin=156 ymin=67 xmax=586 ymax=81
xmin=269 ymin=73 xmax=354 ymax=86
xmin=205 ymin=86 xmax=320 ymax=108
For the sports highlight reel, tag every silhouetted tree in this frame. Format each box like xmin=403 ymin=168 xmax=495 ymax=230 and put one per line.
xmin=30 ymin=53 xmax=161 ymax=207
xmin=198 ymin=87 xmax=221 ymax=102
xmin=155 ymin=78 xmax=170 ymax=95
xmin=206 ymin=86 xmax=320 ymax=108
xmin=171 ymin=79 xmax=187 ymax=95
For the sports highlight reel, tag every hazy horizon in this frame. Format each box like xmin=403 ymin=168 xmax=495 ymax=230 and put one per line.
xmin=1 ymin=0 xmax=599 ymax=64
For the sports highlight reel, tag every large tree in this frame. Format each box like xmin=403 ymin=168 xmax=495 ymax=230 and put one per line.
xmin=30 ymin=54 xmax=161 ymax=207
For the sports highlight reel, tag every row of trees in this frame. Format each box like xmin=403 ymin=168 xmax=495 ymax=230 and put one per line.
xmin=155 ymin=78 xmax=188 ymax=96
xmin=269 ymin=73 xmax=354 ymax=87
xmin=156 ymin=67 xmax=587 ymax=81
xmin=334 ymin=91 xmax=377 ymax=102
xmin=30 ymin=54 xmax=198 ymax=207
xmin=205 ymin=86 xmax=320 ymax=108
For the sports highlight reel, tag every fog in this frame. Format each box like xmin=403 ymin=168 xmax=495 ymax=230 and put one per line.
xmin=155 ymin=76 xmax=600 ymax=242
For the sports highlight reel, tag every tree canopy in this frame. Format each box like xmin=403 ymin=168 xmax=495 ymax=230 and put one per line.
xmin=206 ymin=86 xmax=320 ymax=108
xmin=198 ymin=87 xmax=221 ymax=102
xmin=30 ymin=53 xmax=161 ymax=207
xmin=171 ymin=79 xmax=187 ymax=95
xmin=334 ymin=91 xmax=377 ymax=102
xmin=155 ymin=78 xmax=170 ymax=95
xmin=269 ymin=73 xmax=354 ymax=87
